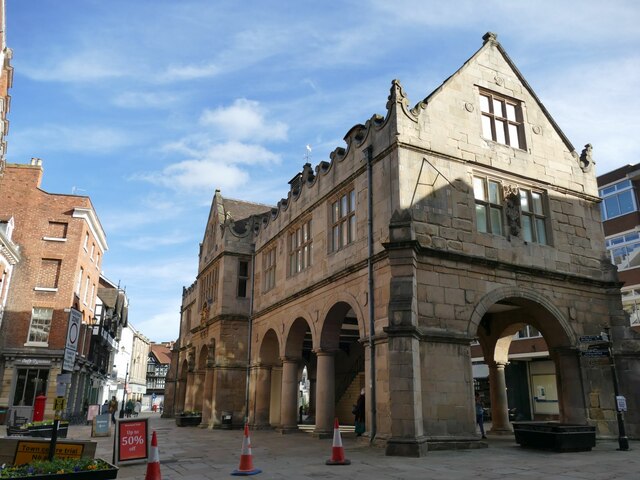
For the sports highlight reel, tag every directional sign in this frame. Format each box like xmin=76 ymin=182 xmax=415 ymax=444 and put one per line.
xmin=581 ymin=349 xmax=609 ymax=357
xmin=579 ymin=335 xmax=604 ymax=343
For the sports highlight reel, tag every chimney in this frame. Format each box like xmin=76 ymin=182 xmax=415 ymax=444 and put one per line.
xmin=30 ymin=157 xmax=42 ymax=166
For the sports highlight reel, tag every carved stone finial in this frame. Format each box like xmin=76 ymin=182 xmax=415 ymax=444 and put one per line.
xmin=579 ymin=143 xmax=594 ymax=172
xmin=483 ymin=32 xmax=498 ymax=44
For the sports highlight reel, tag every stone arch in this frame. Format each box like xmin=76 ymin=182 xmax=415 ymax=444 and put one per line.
xmin=258 ymin=328 xmax=281 ymax=365
xmin=317 ymin=291 xmax=367 ymax=347
xmin=284 ymin=315 xmax=314 ymax=358
xmin=198 ymin=344 xmax=209 ymax=369
xmin=467 ymin=285 xmax=576 ymax=347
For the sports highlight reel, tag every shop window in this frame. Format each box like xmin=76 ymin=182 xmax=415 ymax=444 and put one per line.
xmin=12 ymin=368 xmax=49 ymax=406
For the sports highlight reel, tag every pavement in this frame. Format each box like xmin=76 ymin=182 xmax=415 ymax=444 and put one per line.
xmin=2 ymin=413 xmax=639 ymax=479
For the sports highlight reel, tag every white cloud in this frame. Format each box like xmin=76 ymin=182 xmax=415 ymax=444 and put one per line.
xmin=200 ymin=99 xmax=288 ymax=142
xmin=112 ymin=91 xmax=182 ymax=109
xmin=20 ymin=50 xmax=126 ymax=83
xmin=158 ymin=63 xmax=220 ymax=82
xmin=10 ymin=124 xmax=135 ymax=155
xmin=136 ymin=99 xmax=286 ymax=194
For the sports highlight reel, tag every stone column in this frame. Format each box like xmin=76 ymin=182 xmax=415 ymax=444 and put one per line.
xmin=183 ymin=372 xmax=195 ymax=411
xmin=279 ymin=358 xmax=299 ymax=433
xmin=552 ymin=347 xmax=586 ymax=424
xmin=314 ymin=351 xmax=335 ymax=437
xmin=488 ymin=362 xmax=511 ymax=433
xmin=254 ymin=365 xmax=272 ymax=428
xmin=200 ymin=366 xmax=214 ymax=427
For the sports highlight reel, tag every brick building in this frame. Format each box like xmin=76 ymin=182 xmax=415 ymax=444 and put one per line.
xmin=0 ymin=0 xmax=12 ymax=177
xmin=0 ymin=159 xmax=108 ymax=422
xmin=166 ymin=33 xmax=640 ymax=455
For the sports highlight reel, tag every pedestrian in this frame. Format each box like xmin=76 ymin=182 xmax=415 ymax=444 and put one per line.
xmin=101 ymin=399 xmax=109 ymax=415
xmin=126 ymin=398 xmax=134 ymax=418
xmin=475 ymin=392 xmax=487 ymax=439
xmin=135 ymin=400 xmax=141 ymax=417
xmin=354 ymin=388 xmax=365 ymax=436
xmin=108 ymin=396 xmax=118 ymax=424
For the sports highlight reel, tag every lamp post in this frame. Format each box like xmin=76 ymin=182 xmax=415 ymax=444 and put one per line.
xmin=604 ymin=327 xmax=629 ymax=451
xmin=119 ymin=362 xmax=129 ymax=419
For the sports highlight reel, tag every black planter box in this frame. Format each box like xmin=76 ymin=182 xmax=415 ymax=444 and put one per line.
xmin=175 ymin=415 xmax=202 ymax=427
xmin=3 ymin=461 xmax=118 ymax=480
xmin=7 ymin=425 xmax=68 ymax=438
xmin=513 ymin=422 xmax=596 ymax=452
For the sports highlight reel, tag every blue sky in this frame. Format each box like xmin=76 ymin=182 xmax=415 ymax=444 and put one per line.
xmin=5 ymin=1 xmax=640 ymax=342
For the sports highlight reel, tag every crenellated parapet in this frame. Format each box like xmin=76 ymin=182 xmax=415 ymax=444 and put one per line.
xmin=250 ymin=80 xmax=409 ymax=244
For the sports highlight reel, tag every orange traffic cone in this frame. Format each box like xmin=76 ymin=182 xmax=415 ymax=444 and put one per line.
xmin=326 ymin=418 xmax=350 ymax=465
xmin=231 ymin=423 xmax=262 ymax=476
xmin=145 ymin=430 xmax=161 ymax=480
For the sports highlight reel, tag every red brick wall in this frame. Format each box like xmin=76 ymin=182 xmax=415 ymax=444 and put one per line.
xmin=0 ymin=163 xmax=105 ymax=350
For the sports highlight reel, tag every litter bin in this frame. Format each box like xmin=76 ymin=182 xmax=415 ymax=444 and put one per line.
xmin=221 ymin=411 xmax=233 ymax=429
xmin=0 ymin=406 xmax=7 ymax=425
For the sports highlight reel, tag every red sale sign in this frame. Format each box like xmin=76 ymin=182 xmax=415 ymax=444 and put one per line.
xmin=117 ymin=418 xmax=149 ymax=463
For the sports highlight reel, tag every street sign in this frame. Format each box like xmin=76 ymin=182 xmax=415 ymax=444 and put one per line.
xmin=63 ymin=308 xmax=82 ymax=372
xmin=580 ymin=349 xmax=609 ymax=357
xmin=579 ymin=335 xmax=604 ymax=343
xmin=616 ymin=396 xmax=628 ymax=412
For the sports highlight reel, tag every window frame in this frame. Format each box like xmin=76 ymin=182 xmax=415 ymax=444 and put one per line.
xmin=479 ymin=89 xmax=526 ymax=150
xmin=237 ymin=260 xmax=249 ymax=298
xmin=473 ymin=176 xmax=504 ymax=236
xmin=330 ymin=189 xmax=356 ymax=252
xmin=519 ymin=188 xmax=549 ymax=245
xmin=605 ymin=230 xmax=640 ymax=271
xmin=263 ymin=245 xmax=277 ymax=293
xmin=26 ymin=307 xmax=54 ymax=345
xmin=289 ymin=219 xmax=312 ymax=276
xmin=599 ymin=179 xmax=637 ymax=220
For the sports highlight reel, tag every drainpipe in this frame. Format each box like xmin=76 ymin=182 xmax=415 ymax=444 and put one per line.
xmin=244 ymin=252 xmax=256 ymax=423
xmin=364 ymin=145 xmax=377 ymax=443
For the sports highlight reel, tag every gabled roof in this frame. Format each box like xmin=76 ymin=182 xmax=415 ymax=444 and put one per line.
xmin=418 ymin=32 xmax=576 ymax=155
xmin=223 ymin=197 xmax=272 ymax=223
xmin=150 ymin=344 xmax=172 ymax=364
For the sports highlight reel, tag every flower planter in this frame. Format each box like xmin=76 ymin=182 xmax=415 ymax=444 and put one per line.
xmin=0 ymin=459 xmax=117 ymax=479
xmin=7 ymin=424 xmax=68 ymax=438
xmin=513 ymin=422 xmax=596 ymax=452
xmin=175 ymin=414 xmax=202 ymax=427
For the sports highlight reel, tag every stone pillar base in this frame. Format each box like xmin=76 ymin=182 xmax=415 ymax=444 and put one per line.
xmin=489 ymin=427 xmax=513 ymax=435
xmin=249 ymin=423 xmax=274 ymax=431
xmin=311 ymin=429 xmax=333 ymax=439
xmin=385 ymin=435 xmax=429 ymax=457
xmin=426 ymin=436 xmax=489 ymax=451
xmin=276 ymin=426 xmax=300 ymax=434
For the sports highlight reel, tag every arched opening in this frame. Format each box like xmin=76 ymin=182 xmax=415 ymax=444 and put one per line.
xmin=316 ymin=301 xmax=364 ymax=435
xmin=278 ymin=317 xmax=313 ymax=433
xmin=253 ymin=329 xmax=281 ymax=428
xmin=469 ymin=290 xmax=583 ymax=435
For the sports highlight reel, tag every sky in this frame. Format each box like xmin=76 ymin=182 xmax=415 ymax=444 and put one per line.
xmin=4 ymin=1 xmax=640 ymax=342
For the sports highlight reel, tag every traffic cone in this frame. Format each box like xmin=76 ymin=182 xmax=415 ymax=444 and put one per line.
xmin=231 ymin=423 xmax=262 ymax=476
xmin=326 ymin=418 xmax=350 ymax=465
xmin=145 ymin=430 xmax=161 ymax=480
